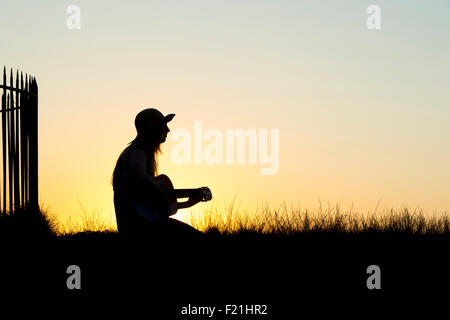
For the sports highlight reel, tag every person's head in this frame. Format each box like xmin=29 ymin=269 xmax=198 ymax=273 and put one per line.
xmin=111 ymin=108 xmax=175 ymax=185
xmin=134 ymin=108 xmax=175 ymax=147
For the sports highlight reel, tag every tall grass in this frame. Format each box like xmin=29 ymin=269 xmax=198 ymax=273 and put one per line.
xmin=1 ymin=202 xmax=449 ymax=237
xmin=57 ymin=207 xmax=116 ymax=236
xmin=184 ymin=202 xmax=450 ymax=236
xmin=0 ymin=205 xmax=58 ymax=239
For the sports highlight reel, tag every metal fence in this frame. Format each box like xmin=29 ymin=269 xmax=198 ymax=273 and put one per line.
xmin=0 ymin=67 xmax=38 ymax=213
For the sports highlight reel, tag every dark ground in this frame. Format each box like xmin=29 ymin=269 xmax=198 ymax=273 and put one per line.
xmin=1 ymin=230 xmax=448 ymax=317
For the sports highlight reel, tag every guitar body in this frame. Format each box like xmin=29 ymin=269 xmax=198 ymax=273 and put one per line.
xmin=153 ymin=174 xmax=179 ymax=216
xmin=133 ymin=174 xmax=211 ymax=223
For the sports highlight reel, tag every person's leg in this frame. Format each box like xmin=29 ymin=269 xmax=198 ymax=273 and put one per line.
xmin=143 ymin=217 xmax=202 ymax=239
xmin=165 ymin=218 xmax=202 ymax=235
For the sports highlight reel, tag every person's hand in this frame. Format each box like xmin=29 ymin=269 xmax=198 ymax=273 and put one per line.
xmin=199 ymin=187 xmax=212 ymax=201
xmin=187 ymin=187 xmax=212 ymax=206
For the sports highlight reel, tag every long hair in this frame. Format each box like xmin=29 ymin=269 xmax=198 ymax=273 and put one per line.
xmin=111 ymin=135 xmax=162 ymax=188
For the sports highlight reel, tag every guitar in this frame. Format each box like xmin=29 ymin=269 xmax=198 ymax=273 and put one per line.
xmin=132 ymin=174 xmax=212 ymax=222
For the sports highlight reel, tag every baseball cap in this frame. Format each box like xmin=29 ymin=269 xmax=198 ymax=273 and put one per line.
xmin=135 ymin=108 xmax=175 ymax=134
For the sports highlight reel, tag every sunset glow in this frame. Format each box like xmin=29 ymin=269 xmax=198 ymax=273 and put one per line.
xmin=1 ymin=1 xmax=449 ymax=230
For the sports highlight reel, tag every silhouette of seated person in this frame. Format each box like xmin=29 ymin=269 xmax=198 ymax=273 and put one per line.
xmin=112 ymin=108 xmax=211 ymax=238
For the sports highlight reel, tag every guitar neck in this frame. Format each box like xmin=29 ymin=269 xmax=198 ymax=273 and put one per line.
xmin=169 ymin=188 xmax=200 ymax=199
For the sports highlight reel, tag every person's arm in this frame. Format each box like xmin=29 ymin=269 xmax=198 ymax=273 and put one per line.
xmin=176 ymin=197 xmax=201 ymax=209
xmin=127 ymin=148 xmax=168 ymax=202
xmin=176 ymin=187 xmax=211 ymax=209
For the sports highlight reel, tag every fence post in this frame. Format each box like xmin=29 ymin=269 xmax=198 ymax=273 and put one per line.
xmin=0 ymin=68 xmax=38 ymax=213
xmin=29 ymin=78 xmax=38 ymax=211
xmin=1 ymin=68 xmax=5 ymax=212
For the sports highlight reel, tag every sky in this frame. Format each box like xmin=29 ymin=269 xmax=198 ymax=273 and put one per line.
xmin=1 ymin=0 xmax=449 ymax=229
